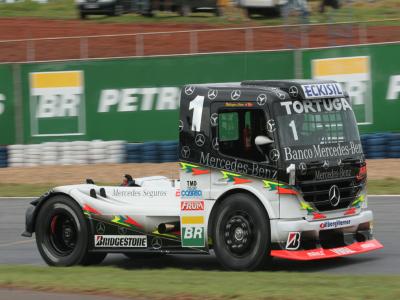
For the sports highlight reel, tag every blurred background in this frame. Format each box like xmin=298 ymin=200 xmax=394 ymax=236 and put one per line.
xmin=0 ymin=0 xmax=399 ymax=169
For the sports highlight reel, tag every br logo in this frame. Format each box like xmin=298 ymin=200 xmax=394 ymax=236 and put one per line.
xmin=182 ymin=226 xmax=204 ymax=247
xmin=29 ymin=71 xmax=85 ymax=136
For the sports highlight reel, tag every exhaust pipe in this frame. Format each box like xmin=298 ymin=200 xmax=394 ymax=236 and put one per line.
xmin=158 ymin=221 xmax=180 ymax=234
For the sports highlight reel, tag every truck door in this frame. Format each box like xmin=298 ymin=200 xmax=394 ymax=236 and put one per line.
xmin=209 ymin=100 xmax=279 ymax=216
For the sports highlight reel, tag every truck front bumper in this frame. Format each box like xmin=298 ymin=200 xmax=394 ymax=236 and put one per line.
xmin=269 ymin=210 xmax=383 ymax=260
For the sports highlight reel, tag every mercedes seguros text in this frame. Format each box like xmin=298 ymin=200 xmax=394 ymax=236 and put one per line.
xmin=23 ymin=80 xmax=383 ymax=270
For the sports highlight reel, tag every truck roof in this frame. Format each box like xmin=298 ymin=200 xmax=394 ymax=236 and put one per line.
xmin=187 ymin=79 xmax=347 ymax=101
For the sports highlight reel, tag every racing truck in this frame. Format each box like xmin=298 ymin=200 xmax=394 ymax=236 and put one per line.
xmin=23 ymin=80 xmax=383 ymax=270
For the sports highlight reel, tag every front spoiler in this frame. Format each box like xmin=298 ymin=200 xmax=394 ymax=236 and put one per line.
xmin=271 ymin=239 xmax=383 ymax=261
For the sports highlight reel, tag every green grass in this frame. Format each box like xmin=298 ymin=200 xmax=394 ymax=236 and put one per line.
xmin=0 ymin=179 xmax=399 ymax=197
xmin=0 ymin=265 xmax=399 ymax=299
xmin=0 ymin=0 xmax=398 ymax=26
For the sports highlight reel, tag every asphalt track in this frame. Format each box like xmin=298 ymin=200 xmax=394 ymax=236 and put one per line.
xmin=0 ymin=196 xmax=399 ymax=274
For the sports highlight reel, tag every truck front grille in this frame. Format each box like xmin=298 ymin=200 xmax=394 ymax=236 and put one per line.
xmin=297 ymin=176 xmax=363 ymax=212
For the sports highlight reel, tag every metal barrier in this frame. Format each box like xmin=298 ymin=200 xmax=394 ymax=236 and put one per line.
xmin=0 ymin=18 xmax=399 ymax=63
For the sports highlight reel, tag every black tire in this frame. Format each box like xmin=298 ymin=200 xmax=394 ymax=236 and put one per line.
xmin=35 ymin=195 xmax=99 ymax=266
xmin=212 ymin=193 xmax=271 ymax=271
xmin=79 ymin=11 xmax=87 ymax=20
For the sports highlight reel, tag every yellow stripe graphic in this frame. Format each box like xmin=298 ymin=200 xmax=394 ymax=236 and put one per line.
xmin=31 ymin=71 xmax=82 ymax=88
xmin=314 ymin=57 xmax=368 ymax=76
xmin=181 ymin=216 xmax=204 ymax=224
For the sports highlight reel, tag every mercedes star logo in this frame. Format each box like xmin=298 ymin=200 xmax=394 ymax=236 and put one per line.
xmin=212 ymin=137 xmax=219 ymax=150
xmin=179 ymin=120 xmax=183 ymax=132
xmin=210 ymin=113 xmax=218 ymax=126
xmin=289 ymin=86 xmax=299 ymax=98
xmin=266 ymin=119 xmax=276 ymax=133
xmin=298 ymin=162 xmax=307 ymax=175
xmin=195 ymin=133 xmax=205 ymax=147
xmin=269 ymin=149 xmax=280 ymax=162
xmin=256 ymin=93 xmax=267 ymax=106
xmin=323 ymin=160 xmax=329 ymax=169
xmin=275 ymin=90 xmax=286 ymax=100
xmin=184 ymin=86 xmax=195 ymax=95
xmin=96 ymin=222 xmax=105 ymax=234
xmin=329 ymin=185 xmax=341 ymax=207
xmin=118 ymin=226 xmax=127 ymax=235
xmin=337 ymin=158 xmax=343 ymax=167
xmin=231 ymin=90 xmax=241 ymax=100
xmin=151 ymin=237 xmax=162 ymax=250
xmin=181 ymin=146 xmax=190 ymax=158
xmin=208 ymin=89 xmax=218 ymax=100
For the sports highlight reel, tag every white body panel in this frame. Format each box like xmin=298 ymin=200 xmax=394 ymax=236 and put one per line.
xmin=239 ymin=0 xmax=287 ymax=8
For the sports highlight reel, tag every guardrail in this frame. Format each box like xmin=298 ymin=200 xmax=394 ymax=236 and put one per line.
xmin=0 ymin=18 xmax=399 ymax=62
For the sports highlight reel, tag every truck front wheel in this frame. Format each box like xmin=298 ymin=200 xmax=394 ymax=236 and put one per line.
xmin=35 ymin=195 xmax=104 ymax=266
xmin=212 ymin=193 xmax=271 ymax=270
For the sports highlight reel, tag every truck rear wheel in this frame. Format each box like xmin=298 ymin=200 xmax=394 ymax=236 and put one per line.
xmin=35 ymin=195 xmax=102 ymax=266
xmin=212 ymin=193 xmax=271 ymax=270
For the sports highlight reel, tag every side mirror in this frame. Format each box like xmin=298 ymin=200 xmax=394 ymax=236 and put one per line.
xmin=255 ymin=135 xmax=274 ymax=146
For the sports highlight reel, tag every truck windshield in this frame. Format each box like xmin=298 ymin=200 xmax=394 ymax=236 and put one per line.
xmin=273 ymin=98 xmax=363 ymax=162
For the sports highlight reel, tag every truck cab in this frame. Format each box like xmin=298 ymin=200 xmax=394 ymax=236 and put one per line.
xmin=179 ymin=80 xmax=381 ymax=267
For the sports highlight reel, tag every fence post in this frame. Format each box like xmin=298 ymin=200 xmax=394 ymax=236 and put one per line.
xmin=245 ymin=28 xmax=253 ymax=51
xmin=80 ymin=37 xmax=88 ymax=59
xmin=294 ymin=49 xmax=303 ymax=79
xmin=190 ymin=31 xmax=198 ymax=54
xmin=26 ymin=39 xmax=35 ymax=62
xmin=136 ymin=34 xmax=144 ymax=56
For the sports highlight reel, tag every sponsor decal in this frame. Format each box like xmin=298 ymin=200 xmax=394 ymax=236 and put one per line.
xmin=151 ymin=237 xmax=162 ymax=249
xmin=112 ymin=189 xmax=167 ymax=198
xmin=96 ymin=222 xmax=106 ymax=234
xmin=299 ymin=201 xmax=327 ymax=219
xmin=312 ymin=56 xmax=372 ymax=124
xmin=181 ymin=180 xmax=203 ymax=198
xmin=257 ymin=93 xmax=267 ymax=106
xmin=29 ymin=71 xmax=85 ymax=137
xmin=283 ymin=141 xmax=363 ymax=161
xmin=360 ymin=242 xmax=375 ymax=249
xmin=200 ymin=151 xmax=277 ymax=179
xmin=320 ymin=219 xmax=351 ymax=229
xmin=208 ymin=89 xmax=218 ymax=100
xmin=301 ymin=83 xmax=344 ymax=99
xmin=280 ymin=98 xmax=351 ymax=115
xmin=195 ymin=133 xmax=206 ymax=147
xmin=180 ymin=162 xmax=210 ymax=176
xmin=230 ymin=90 xmax=241 ymax=100
xmin=288 ymin=86 xmax=299 ymax=98
xmin=344 ymin=207 xmax=357 ymax=216
xmin=181 ymin=200 xmax=205 ymax=211
xmin=286 ymin=232 xmax=301 ymax=250
xmin=184 ymin=86 xmax=195 ymax=95
xmin=307 ymin=249 xmax=325 ymax=257
xmin=181 ymin=216 xmax=205 ymax=247
xmin=315 ymin=168 xmax=352 ymax=180
xmin=224 ymin=102 xmax=253 ymax=107
xmin=94 ymin=235 xmax=147 ymax=248
xmin=330 ymin=247 xmax=355 ymax=255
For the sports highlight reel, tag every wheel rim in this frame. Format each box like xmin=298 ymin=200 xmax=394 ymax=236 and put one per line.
xmin=48 ymin=212 xmax=77 ymax=256
xmin=223 ymin=211 xmax=255 ymax=257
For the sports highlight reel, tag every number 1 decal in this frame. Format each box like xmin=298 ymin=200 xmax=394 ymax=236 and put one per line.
xmin=289 ymin=120 xmax=299 ymax=141
xmin=189 ymin=95 xmax=204 ymax=132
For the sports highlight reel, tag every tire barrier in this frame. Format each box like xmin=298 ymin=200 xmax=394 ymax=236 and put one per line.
xmin=0 ymin=146 xmax=7 ymax=168
xmin=125 ymin=141 xmax=178 ymax=163
xmin=361 ymin=133 xmax=400 ymax=159
xmin=5 ymin=140 xmax=179 ymax=168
